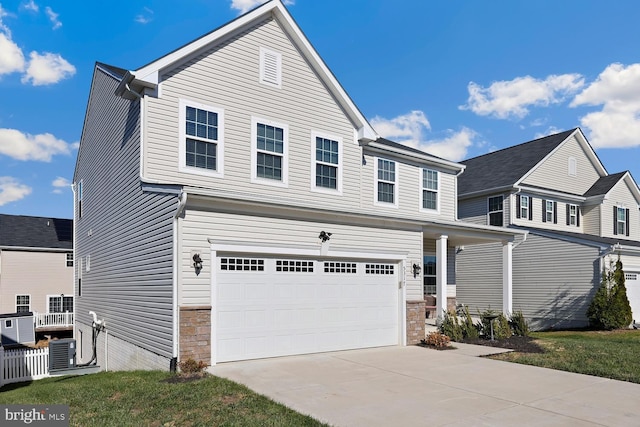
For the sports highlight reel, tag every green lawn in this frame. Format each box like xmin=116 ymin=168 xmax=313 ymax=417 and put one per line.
xmin=490 ymin=329 xmax=640 ymax=383
xmin=0 ymin=371 xmax=327 ymax=427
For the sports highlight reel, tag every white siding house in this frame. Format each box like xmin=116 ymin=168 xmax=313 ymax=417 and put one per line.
xmin=73 ymin=0 xmax=522 ymax=369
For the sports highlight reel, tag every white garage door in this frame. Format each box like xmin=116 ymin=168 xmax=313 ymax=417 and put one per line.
xmin=215 ymin=256 xmax=399 ymax=363
xmin=626 ymin=272 xmax=640 ymax=323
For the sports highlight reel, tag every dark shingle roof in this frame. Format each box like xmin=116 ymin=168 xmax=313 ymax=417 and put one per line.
xmin=583 ymin=171 xmax=627 ymax=197
xmin=458 ymin=129 xmax=577 ymax=196
xmin=96 ymin=62 xmax=128 ymax=79
xmin=0 ymin=214 xmax=73 ymax=249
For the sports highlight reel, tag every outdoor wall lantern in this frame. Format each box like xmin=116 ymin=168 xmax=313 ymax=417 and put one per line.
xmin=318 ymin=231 xmax=332 ymax=242
xmin=192 ymin=253 xmax=203 ymax=270
xmin=412 ymin=263 xmax=422 ymax=278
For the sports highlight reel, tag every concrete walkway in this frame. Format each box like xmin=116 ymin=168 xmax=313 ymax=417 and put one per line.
xmin=210 ymin=345 xmax=640 ymax=426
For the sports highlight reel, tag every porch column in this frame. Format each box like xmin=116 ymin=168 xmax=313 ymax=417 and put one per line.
xmin=502 ymin=240 xmax=513 ymax=316
xmin=436 ymin=235 xmax=448 ymax=320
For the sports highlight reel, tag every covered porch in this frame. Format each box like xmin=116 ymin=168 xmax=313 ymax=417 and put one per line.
xmin=422 ymin=221 xmax=527 ymax=321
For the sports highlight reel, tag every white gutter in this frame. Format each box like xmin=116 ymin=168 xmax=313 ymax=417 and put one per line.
xmin=172 ymin=191 xmax=188 ymax=360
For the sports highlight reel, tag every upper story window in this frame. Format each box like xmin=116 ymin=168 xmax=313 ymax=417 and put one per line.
xmin=375 ymin=158 xmax=397 ymax=206
xmin=48 ymin=295 xmax=73 ymax=313
xmin=312 ymin=133 xmax=342 ymax=192
xmin=16 ymin=295 xmax=30 ymax=313
xmin=567 ymin=204 xmax=580 ymax=226
xmin=422 ymin=169 xmax=438 ymax=211
xmin=259 ymin=47 xmax=282 ymax=88
xmin=179 ymin=99 xmax=224 ymax=177
xmin=251 ymin=117 xmax=288 ymax=187
xmin=542 ymin=199 xmax=557 ymax=224
xmin=614 ymin=206 xmax=630 ymax=236
xmin=66 ymin=253 xmax=74 ymax=267
xmin=516 ymin=195 xmax=531 ymax=220
xmin=488 ymin=196 xmax=503 ymax=226
xmin=77 ymin=180 xmax=83 ymax=218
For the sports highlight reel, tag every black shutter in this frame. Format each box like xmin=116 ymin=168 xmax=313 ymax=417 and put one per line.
xmin=529 ymin=198 xmax=533 ymax=220
xmin=542 ymin=199 xmax=547 ymax=223
xmin=613 ymin=206 xmax=618 ymax=235
xmin=566 ymin=204 xmax=570 ymax=226
xmin=553 ymin=202 xmax=558 ymax=224
xmin=626 ymin=208 xmax=630 ymax=236
xmin=516 ymin=195 xmax=521 ymax=219
xmin=577 ymin=206 xmax=581 ymax=226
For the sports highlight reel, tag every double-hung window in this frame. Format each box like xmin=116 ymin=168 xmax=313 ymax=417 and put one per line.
xmin=313 ymin=133 xmax=341 ymax=192
xmin=180 ymin=100 xmax=224 ymax=177
xmin=16 ymin=295 xmax=30 ymax=313
xmin=422 ymin=169 xmax=438 ymax=211
xmin=568 ymin=204 xmax=578 ymax=226
xmin=614 ymin=206 xmax=630 ymax=236
xmin=375 ymin=158 xmax=397 ymax=206
xmin=488 ymin=196 xmax=503 ymax=226
xmin=252 ymin=117 xmax=288 ymax=186
xmin=542 ymin=199 xmax=557 ymax=223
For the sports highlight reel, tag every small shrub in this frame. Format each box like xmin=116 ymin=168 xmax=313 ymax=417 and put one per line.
xmin=423 ymin=331 xmax=451 ymax=348
xmin=439 ymin=310 xmax=463 ymax=341
xmin=460 ymin=306 xmax=479 ymax=339
xmin=509 ymin=310 xmax=530 ymax=336
xmin=588 ymin=257 xmax=632 ymax=330
xmin=179 ymin=358 xmax=208 ymax=375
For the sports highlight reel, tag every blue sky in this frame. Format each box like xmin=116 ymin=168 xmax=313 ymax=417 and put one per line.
xmin=1 ymin=0 xmax=640 ymax=220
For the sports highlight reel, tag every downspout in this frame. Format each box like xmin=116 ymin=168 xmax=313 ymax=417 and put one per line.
xmin=454 ymin=168 xmax=464 ymax=220
xmin=71 ymin=182 xmax=77 ymax=340
xmin=172 ymin=191 xmax=188 ymax=368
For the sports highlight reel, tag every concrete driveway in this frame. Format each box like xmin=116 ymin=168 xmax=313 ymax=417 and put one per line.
xmin=210 ymin=344 xmax=640 ymax=426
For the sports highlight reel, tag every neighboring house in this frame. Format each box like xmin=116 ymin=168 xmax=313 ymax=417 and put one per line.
xmin=73 ymin=0 xmax=522 ymax=370
xmin=0 ymin=214 xmax=74 ymax=330
xmin=457 ymin=128 xmax=640 ymax=329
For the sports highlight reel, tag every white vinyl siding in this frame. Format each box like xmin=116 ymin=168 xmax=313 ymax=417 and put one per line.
xmin=522 ymin=135 xmax=602 ymax=195
xmin=601 ymin=179 xmax=639 ymax=240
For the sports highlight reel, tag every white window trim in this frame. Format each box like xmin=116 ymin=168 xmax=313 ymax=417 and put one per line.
xmin=419 ymin=168 xmax=440 ymax=214
xmin=569 ymin=204 xmax=578 ymax=226
xmin=259 ymin=47 xmax=282 ymax=89
xmin=46 ymin=295 xmax=74 ymax=314
xmin=310 ymin=130 xmax=343 ymax=194
xmin=520 ymin=195 xmax=530 ymax=219
xmin=250 ymin=116 xmax=289 ymax=188
xmin=178 ymin=98 xmax=225 ymax=178
xmin=616 ymin=206 xmax=627 ymax=235
xmin=85 ymin=255 xmax=91 ymax=272
xmin=374 ymin=157 xmax=399 ymax=208
xmin=16 ymin=294 xmax=31 ymax=313
xmin=545 ymin=200 xmax=555 ymax=223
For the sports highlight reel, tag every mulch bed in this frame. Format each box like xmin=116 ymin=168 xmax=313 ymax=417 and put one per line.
xmin=461 ymin=336 xmax=545 ymax=353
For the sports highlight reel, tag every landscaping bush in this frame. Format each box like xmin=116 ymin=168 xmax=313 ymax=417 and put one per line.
xmin=587 ymin=257 xmax=633 ymax=330
xmin=460 ymin=305 xmax=479 ymax=339
xmin=179 ymin=358 xmax=208 ymax=374
xmin=423 ymin=331 xmax=451 ymax=349
xmin=509 ymin=310 xmax=530 ymax=337
xmin=439 ymin=310 xmax=463 ymax=341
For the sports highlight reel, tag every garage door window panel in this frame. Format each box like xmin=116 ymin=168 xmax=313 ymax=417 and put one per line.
xmin=220 ymin=258 xmax=265 ymax=271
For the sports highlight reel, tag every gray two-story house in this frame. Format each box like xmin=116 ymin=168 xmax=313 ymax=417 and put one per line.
xmin=73 ymin=0 xmax=522 ymax=370
xmin=457 ymin=128 xmax=640 ymax=329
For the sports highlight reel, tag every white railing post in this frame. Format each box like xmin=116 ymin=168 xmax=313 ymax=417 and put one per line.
xmin=0 ymin=346 xmax=5 ymax=388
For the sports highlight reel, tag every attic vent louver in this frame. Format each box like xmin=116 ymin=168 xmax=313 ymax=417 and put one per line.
xmin=260 ymin=47 xmax=281 ymax=88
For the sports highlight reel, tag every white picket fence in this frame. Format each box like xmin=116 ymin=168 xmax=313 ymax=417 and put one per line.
xmin=0 ymin=346 xmax=50 ymax=387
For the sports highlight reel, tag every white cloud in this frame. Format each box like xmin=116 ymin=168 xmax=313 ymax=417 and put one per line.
xmin=571 ymin=63 xmax=640 ymax=149
xmin=370 ymin=111 xmax=476 ymax=161
xmin=21 ymin=51 xmax=75 ymax=85
xmin=22 ymin=1 xmax=39 ymax=12
xmin=0 ymin=32 xmax=25 ymax=75
xmin=52 ymin=176 xmax=70 ymax=194
xmin=135 ymin=7 xmax=154 ymax=24
xmin=0 ymin=128 xmax=72 ymax=161
xmin=534 ymin=126 xmax=563 ymax=139
xmin=230 ymin=0 xmax=294 ymax=14
xmin=44 ymin=6 xmax=61 ymax=30
xmin=0 ymin=177 xmax=32 ymax=206
xmin=460 ymin=74 xmax=585 ymax=119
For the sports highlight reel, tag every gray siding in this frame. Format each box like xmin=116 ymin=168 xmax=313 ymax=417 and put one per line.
xmin=458 ymin=196 xmax=489 ymax=225
xmin=512 ymin=195 xmax=584 ymax=233
xmin=601 ymin=180 xmax=640 ymax=240
xmin=457 ymin=233 xmax=601 ymax=330
xmin=522 ymin=135 xmax=602 ymax=195
xmin=74 ymin=67 xmax=178 ymax=359
xmin=582 ymin=204 xmax=600 ymax=236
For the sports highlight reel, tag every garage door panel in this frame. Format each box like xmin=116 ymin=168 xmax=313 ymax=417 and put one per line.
xmin=216 ymin=257 xmax=399 ymax=363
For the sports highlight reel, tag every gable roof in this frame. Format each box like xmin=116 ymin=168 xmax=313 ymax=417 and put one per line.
xmin=0 ymin=214 xmax=72 ymax=250
xmin=114 ymin=0 xmax=378 ymax=143
xmin=458 ymin=129 xmax=577 ymax=196
xmin=584 ymin=171 xmax=627 ymax=197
